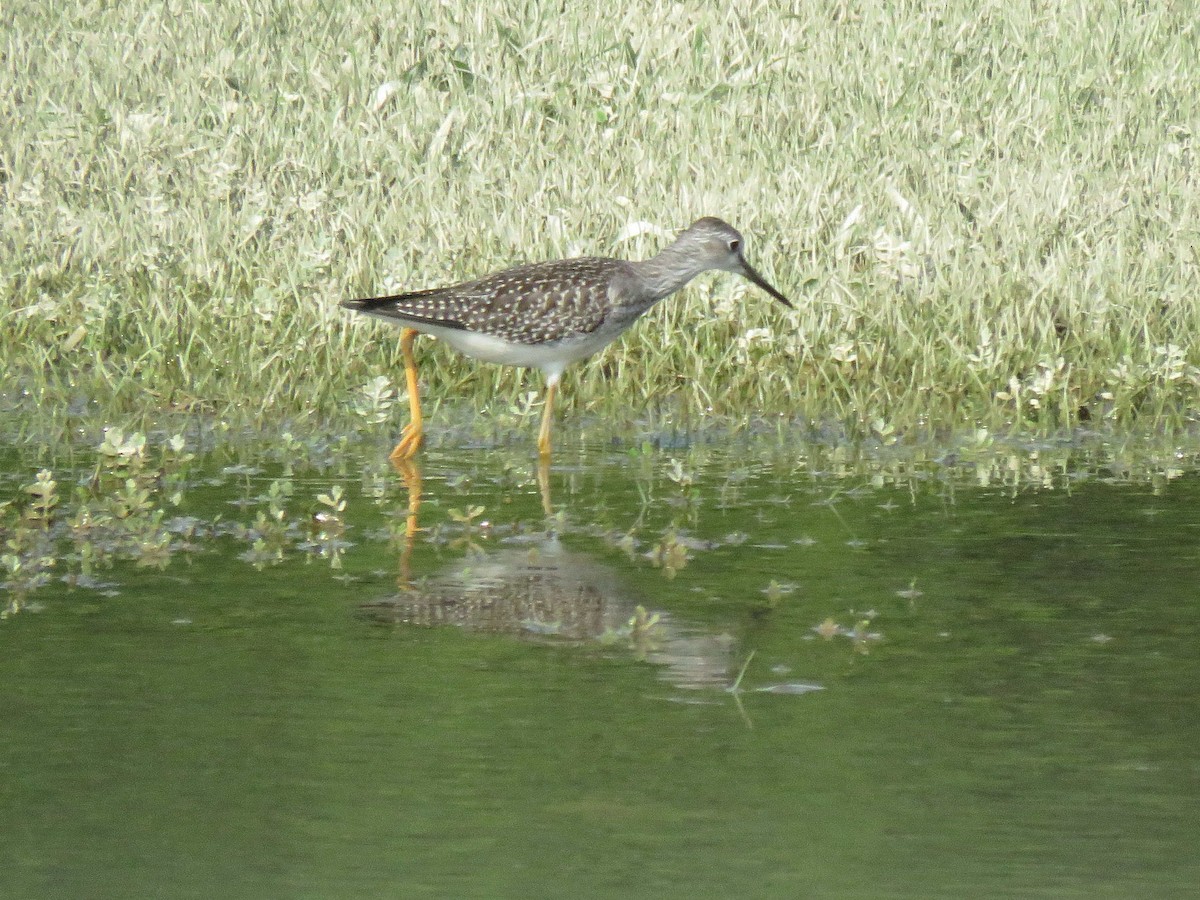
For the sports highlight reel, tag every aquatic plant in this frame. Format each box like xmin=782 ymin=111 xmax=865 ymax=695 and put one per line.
xmin=306 ymin=485 xmax=349 ymax=569
xmin=599 ymin=604 xmax=664 ymax=658
xmin=237 ymin=478 xmax=295 ymax=570
xmin=1 ymin=473 xmax=59 ymax=616
xmin=648 ymin=529 xmax=689 ymax=579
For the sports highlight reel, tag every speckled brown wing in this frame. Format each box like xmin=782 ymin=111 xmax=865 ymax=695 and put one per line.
xmin=344 ymin=257 xmax=626 ymax=346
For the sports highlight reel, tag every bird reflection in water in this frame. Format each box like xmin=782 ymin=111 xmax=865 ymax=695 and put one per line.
xmin=361 ymin=456 xmax=736 ymax=693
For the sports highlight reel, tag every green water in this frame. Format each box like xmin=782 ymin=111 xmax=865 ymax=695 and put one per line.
xmin=3 ymin=438 xmax=1199 ymax=898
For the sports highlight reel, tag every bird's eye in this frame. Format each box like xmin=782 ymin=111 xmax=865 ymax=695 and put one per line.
xmin=729 ymin=239 xmax=740 ymax=252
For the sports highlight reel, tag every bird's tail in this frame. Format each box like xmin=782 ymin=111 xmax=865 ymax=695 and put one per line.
xmin=340 ymin=288 xmax=443 ymax=312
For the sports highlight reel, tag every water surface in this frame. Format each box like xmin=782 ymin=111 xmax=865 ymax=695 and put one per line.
xmin=3 ymin=436 xmax=1199 ymax=898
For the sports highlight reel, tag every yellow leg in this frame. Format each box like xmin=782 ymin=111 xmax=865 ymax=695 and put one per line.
xmin=537 ymin=379 xmax=558 ymax=459
xmin=389 ymin=327 xmax=423 ymax=461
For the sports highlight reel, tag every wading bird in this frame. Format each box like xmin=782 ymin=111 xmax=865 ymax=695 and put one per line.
xmin=341 ymin=217 xmax=791 ymax=460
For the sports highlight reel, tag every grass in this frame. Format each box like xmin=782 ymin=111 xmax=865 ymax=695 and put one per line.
xmin=2 ymin=1 xmax=1199 ymax=442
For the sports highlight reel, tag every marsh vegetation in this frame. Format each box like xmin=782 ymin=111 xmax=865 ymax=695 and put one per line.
xmin=3 ymin=2 xmax=1198 ymax=442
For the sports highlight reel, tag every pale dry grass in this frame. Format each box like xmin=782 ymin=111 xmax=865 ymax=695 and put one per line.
xmin=2 ymin=1 xmax=1198 ymax=438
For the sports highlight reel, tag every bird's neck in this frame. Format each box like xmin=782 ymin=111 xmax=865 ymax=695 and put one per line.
xmin=626 ymin=242 xmax=707 ymax=304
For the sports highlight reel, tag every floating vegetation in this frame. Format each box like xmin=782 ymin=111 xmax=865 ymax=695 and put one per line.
xmin=761 ymin=580 xmax=798 ymax=608
xmin=625 ymin=604 xmax=664 ymax=657
xmin=1 ymin=428 xmax=194 ymax=615
xmin=306 ymin=485 xmax=349 ymax=569
xmin=811 ymin=616 xmax=884 ymax=655
xmin=647 ymin=529 xmax=692 ymax=579
xmin=1 ymin=429 xmax=355 ymax=613
xmin=236 ymin=478 xmax=297 ymax=570
xmin=814 ymin=618 xmax=841 ymax=640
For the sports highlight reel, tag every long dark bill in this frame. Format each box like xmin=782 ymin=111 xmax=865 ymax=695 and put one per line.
xmin=739 ymin=260 xmax=792 ymax=308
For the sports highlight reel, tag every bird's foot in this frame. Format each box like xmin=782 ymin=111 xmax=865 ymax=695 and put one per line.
xmin=389 ymin=422 xmax=423 ymax=462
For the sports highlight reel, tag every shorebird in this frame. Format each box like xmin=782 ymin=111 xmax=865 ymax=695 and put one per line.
xmin=341 ymin=216 xmax=791 ymax=460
